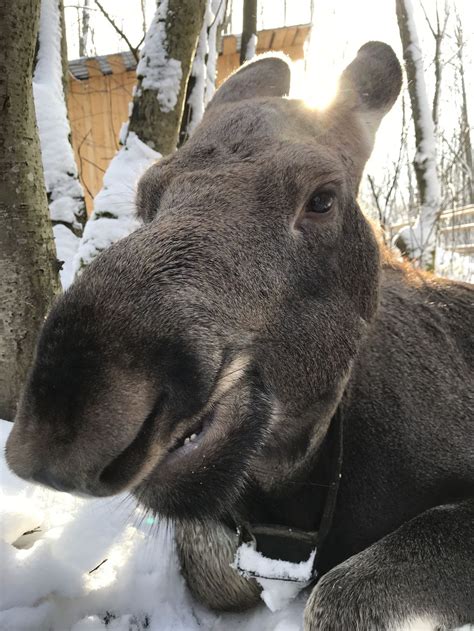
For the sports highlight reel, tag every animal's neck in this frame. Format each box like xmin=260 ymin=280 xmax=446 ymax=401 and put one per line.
xmin=239 ymin=412 xmax=342 ymax=533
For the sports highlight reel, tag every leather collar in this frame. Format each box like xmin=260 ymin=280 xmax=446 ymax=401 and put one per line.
xmin=235 ymin=406 xmax=344 ymax=581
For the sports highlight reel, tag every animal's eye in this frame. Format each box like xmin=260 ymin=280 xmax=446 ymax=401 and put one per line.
xmin=306 ymin=190 xmax=335 ymax=215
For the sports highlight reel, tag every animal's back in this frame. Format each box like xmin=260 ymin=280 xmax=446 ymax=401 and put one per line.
xmin=320 ymin=266 xmax=473 ymax=571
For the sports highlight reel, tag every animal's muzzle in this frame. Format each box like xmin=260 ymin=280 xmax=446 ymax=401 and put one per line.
xmin=32 ymin=468 xmax=75 ymax=493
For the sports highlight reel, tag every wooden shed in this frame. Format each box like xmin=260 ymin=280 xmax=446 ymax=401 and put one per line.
xmin=67 ymin=24 xmax=311 ymax=212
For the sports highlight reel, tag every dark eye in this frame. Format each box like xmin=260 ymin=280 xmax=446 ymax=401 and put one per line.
xmin=306 ymin=191 xmax=335 ymax=214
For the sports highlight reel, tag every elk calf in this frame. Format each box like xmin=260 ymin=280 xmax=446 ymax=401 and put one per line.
xmin=7 ymin=43 xmax=473 ymax=630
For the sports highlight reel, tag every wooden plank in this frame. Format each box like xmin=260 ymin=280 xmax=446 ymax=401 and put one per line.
xmin=440 ymin=206 xmax=474 ymax=219
xmin=68 ymin=81 xmax=92 ymax=214
xmin=68 ymin=81 xmax=96 ymax=212
xmin=440 ymin=223 xmax=474 ymax=232
xmin=85 ymin=58 xmax=103 ymax=78
xmin=222 ymin=34 xmax=237 ymax=56
xmin=256 ymin=28 xmax=273 ymax=50
xmin=106 ymin=53 xmax=127 ymax=75
xmin=294 ymin=25 xmax=311 ymax=46
xmin=283 ymin=26 xmax=298 ymax=48
xmin=283 ymin=44 xmax=305 ymax=61
xmin=450 ymin=244 xmax=474 ymax=254
xmin=217 ymin=52 xmax=239 ymax=85
xmin=85 ymin=76 xmax=108 ymax=203
xmin=110 ymin=71 xmax=134 ymax=142
xmin=271 ymin=27 xmax=287 ymax=51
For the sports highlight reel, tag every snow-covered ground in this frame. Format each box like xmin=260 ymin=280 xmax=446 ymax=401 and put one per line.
xmin=1 ymin=417 xmax=472 ymax=631
xmin=435 ymin=247 xmax=473 ymax=283
xmin=0 ymin=420 xmax=305 ymax=631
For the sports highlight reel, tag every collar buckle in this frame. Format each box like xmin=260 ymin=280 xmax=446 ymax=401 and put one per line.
xmin=234 ymin=522 xmax=318 ymax=582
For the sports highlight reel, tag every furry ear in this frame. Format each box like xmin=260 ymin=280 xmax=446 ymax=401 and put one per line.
xmin=207 ymin=55 xmax=291 ymax=109
xmin=335 ymin=41 xmax=402 ymax=145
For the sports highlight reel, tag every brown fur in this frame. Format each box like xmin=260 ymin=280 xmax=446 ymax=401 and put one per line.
xmin=6 ymin=43 xmax=473 ymax=630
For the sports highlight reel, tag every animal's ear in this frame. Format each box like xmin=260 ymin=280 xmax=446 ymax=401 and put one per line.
xmin=334 ymin=41 xmax=402 ymax=150
xmin=207 ymin=55 xmax=291 ymax=109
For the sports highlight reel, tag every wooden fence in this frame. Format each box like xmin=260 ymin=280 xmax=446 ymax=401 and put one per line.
xmin=387 ymin=205 xmax=474 ymax=256
xmin=437 ymin=205 xmax=474 ymax=255
xmin=67 ymin=24 xmax=311 ymax=213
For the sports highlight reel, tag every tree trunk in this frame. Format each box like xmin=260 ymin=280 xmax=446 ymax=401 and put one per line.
xmin=59 ymin=0 xmax=69 ymax=97
xmin=129 ymin=0 xmax=207 ymax=155
xmin=395 ymin=0 xmax=441 ymax=268
xmin=79 ymin=0 xmax=90 ymax=57
xmin=74 ymin=0 xmax=206 ymax=273
xmin=0 ymin=0 xmax=60 ymax=421
xmin=180 ymin=0 xmax=228 ymax=145
xmin=455 ymin=18 xmax=473 ymax=205
xmin=34 ymin=0 xmax=86 ymax=288
xmin=426 ymin=2 xmax=449 ymax=132
xmin=240 ymin=0 xmax=257 ymax=64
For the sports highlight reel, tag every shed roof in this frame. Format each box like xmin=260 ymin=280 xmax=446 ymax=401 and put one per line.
xmin=68 ymin=24 xmax=311 ymax=81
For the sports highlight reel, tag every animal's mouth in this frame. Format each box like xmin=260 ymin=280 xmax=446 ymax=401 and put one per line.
xmin=97 ymin=400 xmax=218 ymax=494
xmin=86 ymin=353 xmax=249 ymax=497
xmin=160 ymin=406 xmax=216 ymax=466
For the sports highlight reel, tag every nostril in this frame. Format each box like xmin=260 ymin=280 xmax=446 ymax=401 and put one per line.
xmin=33 ymin=469 xmax=73 ymax=493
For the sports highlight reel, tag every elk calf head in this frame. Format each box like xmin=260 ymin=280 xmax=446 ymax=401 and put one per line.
xmin=7 ymin=43 xmax=402 ymax=520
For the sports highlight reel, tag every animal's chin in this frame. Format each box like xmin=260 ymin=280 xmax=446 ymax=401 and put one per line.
xmin=134 ymin=397 xmax=269 ymax=520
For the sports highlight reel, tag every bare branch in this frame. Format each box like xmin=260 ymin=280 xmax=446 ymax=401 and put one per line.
xmin=140 ymin=0 xmax=147 ymax=38
xmin=94 ymin=0 xmax=140 ymax=61
xmin=419 ymin=0 xmax=436 ymax=38
xmin=367 ymin=175 xmax=384 ymax=229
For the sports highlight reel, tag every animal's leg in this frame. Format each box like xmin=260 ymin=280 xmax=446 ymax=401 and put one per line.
xmin=304 ymin=499 xmax=473 ymax=631
xmin=174 ymin=519 xmax=261 ymax=611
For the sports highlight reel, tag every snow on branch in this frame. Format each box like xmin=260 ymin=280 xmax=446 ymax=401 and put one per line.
xmin=72 ymin=133 xmax=160 ymax=273
xmin=185 ymin=0 xmax=227 ymax=137
xmin=34 ymin=0 xmax=87 ymax=288
xmin=136 ymin=0 xmax=182 ymax=113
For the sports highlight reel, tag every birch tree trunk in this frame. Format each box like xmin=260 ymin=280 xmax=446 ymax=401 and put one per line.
xmin=240 ymin=0 xmax=258 ymax=64
xmin=0 ymin=0 xmax=60 ymax=421
xmin=34 ymin=0 xmax=87 ymax=289
xmin=455 ymin=18 xmax=473 ymax=205
xmin=423 ymin=2 xmax=449 ymax=132
xmin=59 ymin=0 xmax=70 ymax=97
xmin=74 ymin=0 xmax=206 ymax=273
xmin=395 ymin=0 xmax=441 ymax=268
xmin=180 ymin=0 xmax=228 ymax=145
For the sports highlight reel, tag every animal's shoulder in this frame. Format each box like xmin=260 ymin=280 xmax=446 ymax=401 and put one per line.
xmin=376 ymin=265 xmax=473 ymax=370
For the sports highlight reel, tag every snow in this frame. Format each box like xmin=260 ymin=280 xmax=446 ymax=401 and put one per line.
xmin=72 ymin=133 xmax=160 ymax=274
xmin=0 ymin=420 xmax=307 ymax=630
xmin=136 ymin=0 xmax=183 ymax=113
xmin=234 ymin=542 xmax=315 ymax=583
xmin=33 ymin=0 xmax=86 ymax=289
xmin=394 ymin=0 xmax=441 ymax=267
xmin=245 ymin=34 xmax=259 ymax=61
xmin=255 ymin=579 xmax=306 ymax=615
xmin=205 ymin=0 xmax=227 ymax=103
xmin=53 ymin=224 xmax=84 ymax=285
xmin=1 ymin=419 xmax=472 ymax=630
xmin=185 ymin=0 xmax=227 ymax=137
xmin=186 ymin=18 xmax=208 ymax=136
xmin=435 ymin=247 xmax=473 ymax=283
xmin=233 ymin=542 xmax=314 ymax=612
